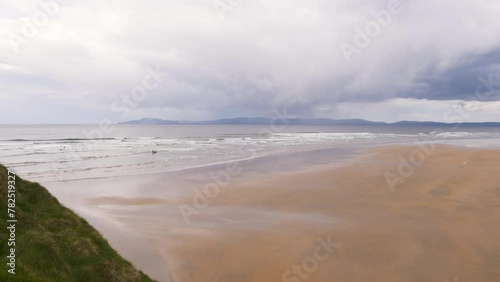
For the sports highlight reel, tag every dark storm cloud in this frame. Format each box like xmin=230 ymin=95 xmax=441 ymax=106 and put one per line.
xmin=409 ymin=50 xmax=500 ymax=101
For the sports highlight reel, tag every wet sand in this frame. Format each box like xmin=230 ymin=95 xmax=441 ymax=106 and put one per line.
xmin=45 ymin=145 xmax=500 ymax=282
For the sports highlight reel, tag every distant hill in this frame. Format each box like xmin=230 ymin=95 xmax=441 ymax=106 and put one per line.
xmin=123 ymin=118 xmax=184 ymax=125
xmin=392 ymin=121 xmax=500 ymax=127
xmin=0 ymin=165 xmax=154 ymax=282
xmin=201 ymin=117 xmax=386 ymax=126
xmin=120 ymin=117 xmax=500 ymax=127
xmin=120 ymin=117 xmax=385 ymax=125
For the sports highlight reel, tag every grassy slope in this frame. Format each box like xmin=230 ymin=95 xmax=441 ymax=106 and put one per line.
xmin=0 ymin=165 xmax=155 ymax=282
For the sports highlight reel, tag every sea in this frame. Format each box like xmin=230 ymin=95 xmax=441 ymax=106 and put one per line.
xmin=1 ymin=124 xmax=500 ymax=182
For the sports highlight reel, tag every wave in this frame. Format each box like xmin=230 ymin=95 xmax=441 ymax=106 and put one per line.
xmin=4 ymin=138 xmax=119 ymax=142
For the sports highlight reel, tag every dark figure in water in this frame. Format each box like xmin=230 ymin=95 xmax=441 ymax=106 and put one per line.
xmin=152 ymin=150 xmax=157 ymax=154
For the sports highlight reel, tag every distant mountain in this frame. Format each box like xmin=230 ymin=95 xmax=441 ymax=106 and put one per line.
xmin=120 ymin=117 xmax=384 ymax=125
xmin=200 ymin=117 xmax=386 ymax=126
xmin=392 ymin=121 xmax=500 ymax=127
xmin=120 ymin=117 xmax=500 ymax=127
xmin=122 ymin=118 xmax=184 ymax=124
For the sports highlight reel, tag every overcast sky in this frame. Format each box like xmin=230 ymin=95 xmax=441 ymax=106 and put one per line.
xmin=1 ymin=0 xmax=500 ymax=124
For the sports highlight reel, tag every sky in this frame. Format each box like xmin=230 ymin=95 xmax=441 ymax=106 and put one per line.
xmin=1 ymin=0 xmax=500 ymax=124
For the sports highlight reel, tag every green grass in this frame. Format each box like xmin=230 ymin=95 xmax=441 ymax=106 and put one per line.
xmin=0 ymin=165 xmax=155 ymax=282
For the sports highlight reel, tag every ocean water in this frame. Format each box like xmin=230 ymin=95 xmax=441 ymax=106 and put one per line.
xmin=1 ymin=124 xmax=500 ymax=182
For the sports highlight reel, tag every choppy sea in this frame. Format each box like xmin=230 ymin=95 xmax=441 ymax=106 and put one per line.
xmin=1 ymin=124 xmax=499 ymax=182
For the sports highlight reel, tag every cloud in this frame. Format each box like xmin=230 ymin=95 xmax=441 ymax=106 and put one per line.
xmin=1 ymin=0 xmax=500 ymax=123
xmin=333 ymin=98 xmax=500 ymax=122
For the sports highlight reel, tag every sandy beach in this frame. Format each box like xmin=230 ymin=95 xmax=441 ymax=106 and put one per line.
xmin=44 ymin=144 xmax=500 ymax=282
xmin=5 ymin=1 xmax=500 ymax=281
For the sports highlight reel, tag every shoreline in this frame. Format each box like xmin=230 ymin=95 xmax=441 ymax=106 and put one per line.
xmin=43 ymin=144 xmax=364 ymax=282
xmin=40 ymin=144 xmax=361 ymax=184
xmin=12 ymin=131 xmax=500 ymax=183
xmin=42 ymin=143 xmax=500 ymax=281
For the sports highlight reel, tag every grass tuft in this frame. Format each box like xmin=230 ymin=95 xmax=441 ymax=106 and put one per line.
xmin=0 ymin=165 xmax=155 ymax=282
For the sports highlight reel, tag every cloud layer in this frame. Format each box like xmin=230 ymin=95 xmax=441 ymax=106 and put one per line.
xmin=1 ymin=0 xmax=500 ymax=123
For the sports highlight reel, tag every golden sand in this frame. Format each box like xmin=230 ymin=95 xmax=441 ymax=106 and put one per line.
xmin=162 ymin=145 xmax=500 ymax=281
